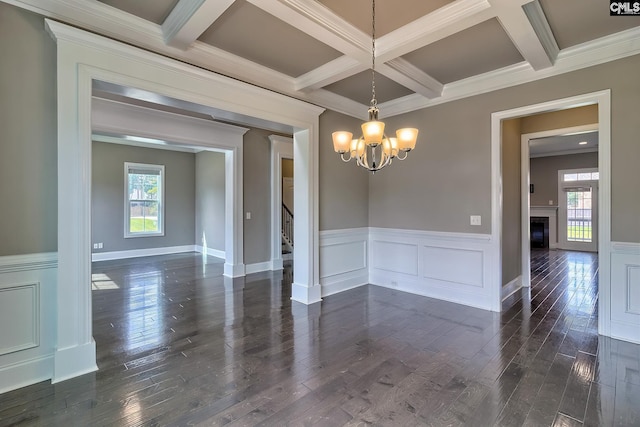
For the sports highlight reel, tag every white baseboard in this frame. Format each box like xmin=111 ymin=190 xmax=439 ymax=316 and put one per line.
xmin=92 ymin=245 xmax=197 ymax=262
xmin=224 ymin=262 xmax=245 ymax=278
xmin=194 ymin=245 xmax=225 ymax=259
xmin=502 ymin=275 xmax=523 ymax=301
xmin=53 ymin=341 xmax=97 ymax=384
xmin=0 ymin=355 xmax=53 ymax=394
xmin=245 ymin=261 xmax=273 ymax=274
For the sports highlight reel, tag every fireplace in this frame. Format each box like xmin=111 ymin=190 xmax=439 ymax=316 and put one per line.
xmin=530 ymin=216 xmax=549 ymax=248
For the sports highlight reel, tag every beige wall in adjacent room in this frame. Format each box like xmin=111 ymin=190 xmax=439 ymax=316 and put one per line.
xmin=0 ymin=4 xmax=57 ymax=256
xmin=319 ymin=110 xmax=369 ymax=231
xmin=530 ymin=152 xmax=598 ymax=207
xmin=502 ymin=118 xmax=522 ymax=286
xmin=282 ymin=158 xmax=293 ymax=179
xmin=521 ymin=104 xmax=598 ymax=134
xmin=92 ymin=142 xmax=196 ymax=253
xmin=195 ymin=151 xmax=226 ymax=253
xmin=370 ymin=53 xmax=640 ymax=243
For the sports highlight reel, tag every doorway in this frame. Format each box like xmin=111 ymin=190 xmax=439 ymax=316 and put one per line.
xmin=492 ymin=90 xmax=611 ymax=336
xmin=50 ymin=20 xmax=324 ymax=384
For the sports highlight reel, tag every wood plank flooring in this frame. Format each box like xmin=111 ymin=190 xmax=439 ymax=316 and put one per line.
xmin=1 ymin=249 xmax=639 ymax=426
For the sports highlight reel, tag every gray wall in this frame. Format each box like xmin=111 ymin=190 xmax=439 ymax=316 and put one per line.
xmin=319 ymin=110 xmax=369 ymax=231
xmin=369 ymin=53 xmax=640 ymax=243
xmin=530 ymin=152 xmax=599 ymax=207
xmin=502 ymin=118 xmax=522 ymax=286
xmin=243 ymin=129 xmax=272 ymax=265
xmin=2 ymin=1 xmax=639 ymax=263
xmin=92 ymin=142 xmax=196 ymax=252
xmin=0 ymin=4 xmax=57 ymax=256
xmin=195 ymin=151 xmax=226 ymax=252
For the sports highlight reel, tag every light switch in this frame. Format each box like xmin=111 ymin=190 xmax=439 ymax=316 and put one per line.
xmin=470 ymin=215 xmax=481 ymax=226
xmin=246 ymin=212 xmax=251 ymax=220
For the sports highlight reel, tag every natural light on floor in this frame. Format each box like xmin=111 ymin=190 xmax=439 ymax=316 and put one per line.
xmin=91 ymin=273 xmax=120 ymax=290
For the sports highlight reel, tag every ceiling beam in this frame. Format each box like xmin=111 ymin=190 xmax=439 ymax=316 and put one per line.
xmin=490 ymin=0 xmax=556 ymax=70
xmin=246 ymin=0 xmax=370 ymax=61
xmin=379 ymin=60 xmax=443 ymax=99
xmin=294 ymin=56 xmax=368 ymax=92
xmin=162 ymin=0 xmax=235 ymax=50
xmin=376 ymin=0 xmax=494 ymax=63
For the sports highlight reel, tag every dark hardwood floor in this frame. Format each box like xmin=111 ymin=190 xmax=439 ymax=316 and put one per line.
xmin=1 ymin=249 xmax=639 ymax=426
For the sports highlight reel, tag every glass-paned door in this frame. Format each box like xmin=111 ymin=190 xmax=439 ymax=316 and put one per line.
xmin=558 ymin=169 xmax=598 ymax=252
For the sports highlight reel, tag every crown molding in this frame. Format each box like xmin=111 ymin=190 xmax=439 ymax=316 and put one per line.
xmin=7 ymin=0 xmax=640 ymax=120
xmin=381 ymin=26 xmax=640 ymax=117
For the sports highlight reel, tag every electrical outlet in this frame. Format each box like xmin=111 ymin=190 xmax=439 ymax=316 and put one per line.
xmin=470 ymin=215 xmax=481 ymax=226
xmin=548 ymin=200 xmax=554 ymax=205
xmin=246 ymin=212 xmax=251 ymax=220
xmin=391 ymin=281 xmax=398 ymax=287
xmin=93 ymin=243 xmax=98 ymax=249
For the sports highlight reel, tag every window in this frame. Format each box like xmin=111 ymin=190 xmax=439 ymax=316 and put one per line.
xmin=563 ymin=171 xmax=599 ymax=182
xmin=124 ymin=162 xmax=164 ymax=237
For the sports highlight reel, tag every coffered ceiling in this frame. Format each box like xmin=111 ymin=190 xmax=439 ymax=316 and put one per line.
xmin=6 ymin=0 xmax=640 ymax=119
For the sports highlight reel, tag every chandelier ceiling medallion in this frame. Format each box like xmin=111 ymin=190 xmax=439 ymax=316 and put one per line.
xmin=332 ymin=0 xmax=418 ymax=173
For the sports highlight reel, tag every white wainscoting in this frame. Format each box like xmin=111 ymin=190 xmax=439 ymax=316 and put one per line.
xmin=610 ymin=242 xmax=640 ymax=344
xmin=319 ymin=228 xmax=369 ymax=297
xmin=0 ymin=253 xmax=57 ymax=394
xmin=369 ymin=228 xmax=494 ymax=311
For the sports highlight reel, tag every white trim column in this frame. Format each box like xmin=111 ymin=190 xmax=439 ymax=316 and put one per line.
xmin=224 ymin=147 xmax=245 ymax=277
xmin=291 ymin=129 xmax=322 ymax=304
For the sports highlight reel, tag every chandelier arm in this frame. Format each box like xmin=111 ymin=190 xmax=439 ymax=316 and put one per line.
xmin=395 ymin=150 xmax=409 ymax=161
xmin=340 ymin=152 xmax=353 ymax=162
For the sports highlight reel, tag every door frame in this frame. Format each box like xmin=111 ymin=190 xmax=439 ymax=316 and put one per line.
xmin=520 ymin=124 xmax=599 ymax=286
xmin=270 ymin=135 xmax=293 ymax=270
xmin=48 ymin=20 xmax=324 ymax=384
xmin=557 ymin=167 xmax=599 ymax=252
xmin=492 ymin=90 xmax=611 ymax=336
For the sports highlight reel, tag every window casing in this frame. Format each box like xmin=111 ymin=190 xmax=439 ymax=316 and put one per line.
xmin=124 ymin=162 xmax=164 ymax=238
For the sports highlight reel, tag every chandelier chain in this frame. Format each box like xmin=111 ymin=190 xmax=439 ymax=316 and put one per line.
xmin=370 ymin=0 xmax=376 ymax=108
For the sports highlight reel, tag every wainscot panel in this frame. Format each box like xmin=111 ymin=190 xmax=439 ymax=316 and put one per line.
xmin=611 ymin=242 xmax=640 ymax=344
xmin=0 ymin=253 xmax=57 ymax=394
xmin=369 ymin=228 xmax=494 ymax=311
xmin=319 ymin=228 xmax=369 ymax=297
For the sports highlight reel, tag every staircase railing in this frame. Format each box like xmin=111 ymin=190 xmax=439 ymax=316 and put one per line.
xmin=282 ymin=203 xmax=293 ymax=248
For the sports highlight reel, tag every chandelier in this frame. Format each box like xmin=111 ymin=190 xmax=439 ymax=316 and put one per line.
xmin=332 ymin=0 xmax=418 ymax=173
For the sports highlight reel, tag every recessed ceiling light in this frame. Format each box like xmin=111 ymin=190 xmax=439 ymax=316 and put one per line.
xmin=579 ymin=141 xmax=588 ymax=145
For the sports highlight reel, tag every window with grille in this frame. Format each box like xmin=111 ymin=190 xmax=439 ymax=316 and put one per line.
xmin=124 ymin=163 xmax=164 ymax=238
